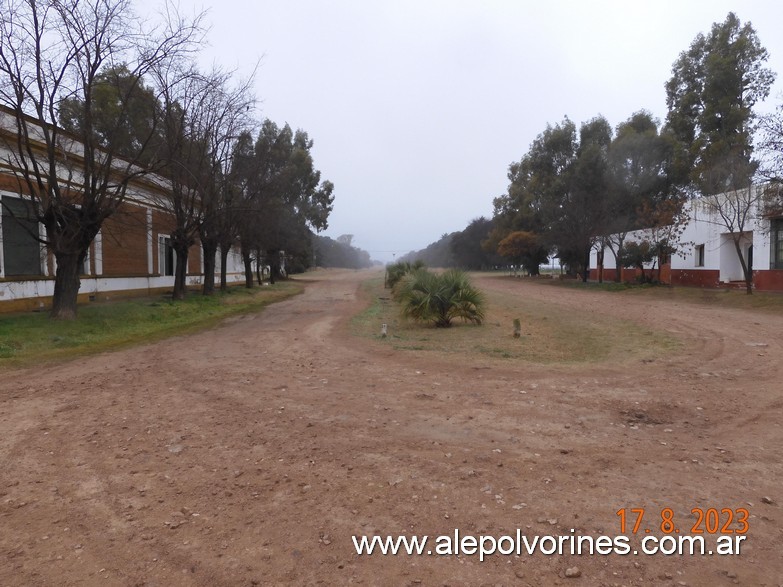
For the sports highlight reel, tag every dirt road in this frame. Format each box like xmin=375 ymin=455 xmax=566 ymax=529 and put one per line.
xmin=1 ymin=269 xmax=781 ymax=586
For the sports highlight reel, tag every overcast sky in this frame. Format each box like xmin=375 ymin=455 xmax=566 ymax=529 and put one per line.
xmin=160 ymin=0 xmax=783 ymax=262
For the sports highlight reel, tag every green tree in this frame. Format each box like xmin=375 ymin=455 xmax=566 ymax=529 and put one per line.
xmin=619 ymin=240 xmax=656 ymax=283
xmin=666 ymin=12 xmax=774 ymax=195
xmin=490 ymin=125 xmax=563 ymax=276
xmin=665 ymin=12 xmax=775 ymax=294
xmin=563 ymin=116 xmax=613 ymax=280
xmin=314 ymin=234 xmax=372 ymax=269
xmin=58 ymin=65 xmax=162 ymax=164
xmin=490 ymin=152 xmax=546 ymax=262
xmin=494 ymin=116 xmax=612 ymax=282
xmin=602 ymin=111 xmax=675 ymax=280
xmin=233 ymin=120 xmax=334 ymax=286
xmin=450 ymin=217 xmax=500 ymax=270
xmin=535 ymin=117 xmax=612 ymax=280
xmin=225 ymin=131 xmax=258 ymax=287
xmin=400 ymin=233 xmax=455 ymax=268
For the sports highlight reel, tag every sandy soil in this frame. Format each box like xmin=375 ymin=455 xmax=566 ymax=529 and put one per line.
xmin=1 ymin=269 xmax=781 ymax=587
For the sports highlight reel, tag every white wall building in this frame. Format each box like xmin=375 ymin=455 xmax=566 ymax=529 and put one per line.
xmin=590 ymin=186 xmax=783 ymax=291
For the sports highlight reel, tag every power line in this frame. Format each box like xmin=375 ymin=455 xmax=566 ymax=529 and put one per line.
xmin=363 ymin=252 xmax=414 ymax=255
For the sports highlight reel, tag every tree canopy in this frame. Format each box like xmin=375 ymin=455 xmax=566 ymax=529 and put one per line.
xmin=665 ymin=12 xmax=775 ymax=196
xmin=230 ymin=120 xmax=334 ymax=284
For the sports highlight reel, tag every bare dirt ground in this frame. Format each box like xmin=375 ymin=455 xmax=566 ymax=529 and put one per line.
xmin=1 ymin=269 xmax=781 ymax=587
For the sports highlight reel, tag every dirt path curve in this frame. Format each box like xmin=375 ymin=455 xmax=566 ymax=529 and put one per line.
xmin=1 ymin=269 xmax=781 ymax=587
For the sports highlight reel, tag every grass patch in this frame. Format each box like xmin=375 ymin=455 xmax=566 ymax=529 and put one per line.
xmin=0 ymin=281 xmax=303 ymax=368
xmin=540 ymin=277 xmax=783 ymax=312
xmin=352 ymin=275 xmax=679 ymax=365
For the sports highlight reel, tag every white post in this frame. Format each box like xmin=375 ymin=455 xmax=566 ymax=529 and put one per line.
xmin=146 ymin=208 xmax=153 ymax=275
xmin=94 ymin=230 xmax=103 ymax=275
xmin=40 ymin=223 xmax=51 ymax=276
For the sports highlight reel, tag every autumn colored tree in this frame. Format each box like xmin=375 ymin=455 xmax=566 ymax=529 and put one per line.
xmin=496 ymin=230 xmax=547 ymax=275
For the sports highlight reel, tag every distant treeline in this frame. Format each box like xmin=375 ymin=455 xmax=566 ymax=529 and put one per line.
xmin=400 ymin=217 xmax=502 ymax=270
xmin=313 ymin=234 xmax=374 ymax=269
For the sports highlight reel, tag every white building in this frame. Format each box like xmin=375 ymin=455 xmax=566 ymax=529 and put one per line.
xmin=590 ymin=186 xmax=783 ymax=291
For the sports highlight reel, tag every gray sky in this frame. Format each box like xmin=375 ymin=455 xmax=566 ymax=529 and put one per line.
xmin=167 ymin=0 xmax=783 ymax=262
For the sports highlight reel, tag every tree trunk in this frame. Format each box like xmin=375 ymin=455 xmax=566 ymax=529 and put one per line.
xmin=268 ymin=250 xmax=277 ymax=285
xmin=636 ymin=263 xmax=646 ymax=283
xmin=581 ymin=247 xmax=590 ymax=283
xmin=219 ymin=244 xmax=230 ymax=292
xmin=201 ymin=239 xmax=218 ymax=296
xmin=597 ymin=249 xmax=604 ymax=284
xmin=614 ymin=237 xmax=625 ymax=282
xmin=528 ymin=256 xmax=541 ymax=276
xmin=242 ymin=250 xmax=254 ymax=288
xmin=50 ymin=251 xmax=85 ymax=320
xmin=732 ymin=238 xmax=753 ymax=295
xmin=172 ymin=246 xmax=189 ymax=301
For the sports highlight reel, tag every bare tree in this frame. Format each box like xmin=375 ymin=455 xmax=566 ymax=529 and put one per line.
xmin=150 ymin=62 xmax=254 ymax=300
xmin=0 ymin=0 xmax=203 ymax=318
xmin=696 ymin=178 xmax=769 ymax=294
xmin=195 ymin=67 xmax=256 ymax=296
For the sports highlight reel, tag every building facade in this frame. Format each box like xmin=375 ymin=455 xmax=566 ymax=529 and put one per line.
xmin=590 ymin=187 xmax=783 ymax=291
xmin=0 ymin=116 xmax=245 ymax=313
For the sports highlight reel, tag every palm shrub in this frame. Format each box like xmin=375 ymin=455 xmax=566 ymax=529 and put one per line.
xmin=385 ymin=262 xmax=409 ymax=289
xmin=385 ymin=259 xmax=426 ymax=289
xmin=395 ymin=269 xmax=485 ymax=327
